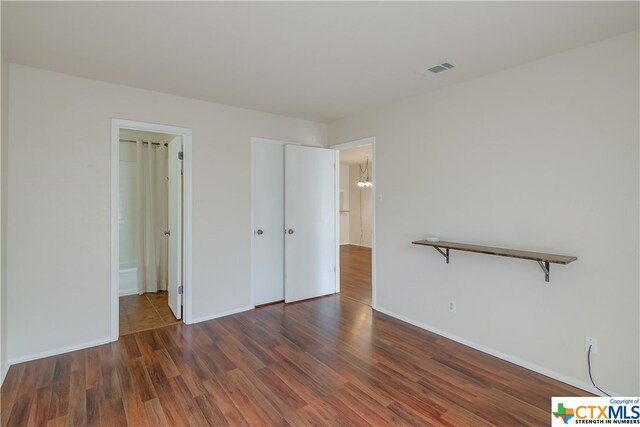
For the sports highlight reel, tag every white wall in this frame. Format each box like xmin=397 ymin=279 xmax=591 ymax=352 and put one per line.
xmin=339 ymin=164 xmax=350 ymax=244
xmin=0 ymin=37 xmax=9 ymax=383
xmin=329 ymin=31 xmax=639 ymax=395
xmin=348 ymin=164 xmax=373 ymax=247
xmin=7 ymin=64 xmax=327 ymax=362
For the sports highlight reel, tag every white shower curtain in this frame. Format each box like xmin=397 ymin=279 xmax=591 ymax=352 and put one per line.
xmin=136 ymin=139 xmax=168 ymax=294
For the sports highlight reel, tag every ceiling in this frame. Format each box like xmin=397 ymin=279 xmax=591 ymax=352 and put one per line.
xmin=339 ymin=144 xmax=372 ymax=166
xmin=3 ymin=2 xmax=638 ymax=122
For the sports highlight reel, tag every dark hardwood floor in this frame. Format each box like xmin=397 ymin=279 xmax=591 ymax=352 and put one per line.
xmin=2 ymin=292 xmax=588 ymax=426
xmin=340 ymin=245 xmax=372 ymax=306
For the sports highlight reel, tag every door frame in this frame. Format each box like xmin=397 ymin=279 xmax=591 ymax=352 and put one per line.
xmin=110 ymin=119 xmax=193 ymax=341
xmin=330 ymin=137 xmax=377 ymax=309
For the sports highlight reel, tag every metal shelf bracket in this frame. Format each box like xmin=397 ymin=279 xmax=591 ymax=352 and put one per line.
xmin=537 ymin=261 xmax=550 ymax=283
xmin=433 ymin=246 xmax=449 ymax=264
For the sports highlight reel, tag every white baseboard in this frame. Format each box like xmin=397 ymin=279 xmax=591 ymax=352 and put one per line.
xmin=374 ymin=306 xmax=618 ymax=397
xmin=119 ymin=288 xmax=138 ymax=297
xmin=7 ymin=337 xmax=111 ymax=366
xmin=1 ymin=360 xmax=8 ymax=386
xmin=346 ymin=243 xmax=372 ymax=248
xmin=190 ymin=305 xmax=253 ymax=324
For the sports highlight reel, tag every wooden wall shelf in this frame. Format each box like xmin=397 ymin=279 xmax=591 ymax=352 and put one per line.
xmin=411 ymin=239 xmax=577 ymax=282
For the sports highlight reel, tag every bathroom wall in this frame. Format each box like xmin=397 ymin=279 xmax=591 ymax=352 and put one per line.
xmin=119 ymin=143 xmax=138 ymax=270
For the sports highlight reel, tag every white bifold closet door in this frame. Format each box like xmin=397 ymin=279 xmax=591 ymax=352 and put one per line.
xmin=252 ymin=141 xmax=336 ymax=305
xmin=253 ymin=141 xmax=285 ymax=306
xmin=284 ymin=144 xmax=336 ymax=303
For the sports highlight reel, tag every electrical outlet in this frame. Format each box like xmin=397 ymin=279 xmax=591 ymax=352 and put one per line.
xmin=585 ymin=336 xmax=598 ymax=354
xmin=448 ymin=299 xmax=456 ymax=313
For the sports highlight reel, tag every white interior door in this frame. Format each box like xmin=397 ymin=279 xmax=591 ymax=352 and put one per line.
xmin=167 ymin=136 xmax=183 ymax=319
xmin=284 ymin=145 xmax=337 ymax=303
xmin=252 ymin=140 xmax=284 ymax=305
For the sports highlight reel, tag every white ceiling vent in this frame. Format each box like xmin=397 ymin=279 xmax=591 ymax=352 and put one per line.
xmin=422 ymin=62 xmax=455 ymax=75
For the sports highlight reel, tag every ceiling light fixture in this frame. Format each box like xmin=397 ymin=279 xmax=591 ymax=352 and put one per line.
xmin=357 ymin=157 xmax=373 ymax=188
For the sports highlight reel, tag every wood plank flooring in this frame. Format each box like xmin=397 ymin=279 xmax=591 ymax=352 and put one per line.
xmin=120 ymin=292 xmax=181 ymax=336
xmin=2 ymin=294 xmax=589 ymax=426
xmin=340 ymin=245 xmax=372 ymax=306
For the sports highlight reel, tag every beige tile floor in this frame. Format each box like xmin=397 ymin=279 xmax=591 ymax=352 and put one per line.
xmin=119 ymin=291 xmax=181 ymax=336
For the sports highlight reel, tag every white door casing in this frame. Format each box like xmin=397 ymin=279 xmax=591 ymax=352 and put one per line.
xmin=252 ymin=140 xmax=285 ymax=306
xmin=284 ymin=144 xmax=337 ymax=303
xmin=330 ymin=137 xmax=376 ymax=309
xmin=167 ymin=136 xmax=183 ymax=319
xmin=112 ymin=119 xmax=192 ymax=340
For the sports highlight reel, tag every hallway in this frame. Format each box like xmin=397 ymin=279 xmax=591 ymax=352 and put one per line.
xmin=340 ymin=244 xmax=371 ymax=306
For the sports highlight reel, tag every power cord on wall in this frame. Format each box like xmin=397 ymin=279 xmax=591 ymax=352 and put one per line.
xmin=587 ymin=344 xmax=611 ymax=397
xmin=359 ymin=186 xmax=364 ymax=245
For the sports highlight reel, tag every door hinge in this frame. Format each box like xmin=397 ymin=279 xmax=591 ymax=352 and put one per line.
xmin=178 ymin=285 xmax=183 ymax=295
xmin=178 ymin=151 xmax=183 ymax=160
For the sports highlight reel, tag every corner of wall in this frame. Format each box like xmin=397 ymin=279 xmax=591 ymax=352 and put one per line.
xmin=0 ymin=43 xmax=10 ymax=385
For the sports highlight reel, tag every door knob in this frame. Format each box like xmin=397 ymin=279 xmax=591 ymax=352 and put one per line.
xmin=287 ymin=229 xmax=295 ymax=235
xmin=256 ymin=229 xmax=263 ymax=235
xmin=164 ymin=230 xmax=170 ymax=236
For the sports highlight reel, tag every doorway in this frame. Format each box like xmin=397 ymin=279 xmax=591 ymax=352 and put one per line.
xmin=333 ymin=138 xmax=376 ymax=307
xmin=110 ymin=120 xmax=193 ymax=340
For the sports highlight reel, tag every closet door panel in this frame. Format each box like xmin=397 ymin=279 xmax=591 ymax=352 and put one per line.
xmin=252 ymin=141 xmax=285 ymax=305
xmin=284 ymin=145 xmax=336 ymax=303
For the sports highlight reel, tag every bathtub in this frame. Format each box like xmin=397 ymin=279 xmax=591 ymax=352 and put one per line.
xmin=119 ymin=265 xmax=138 ymax=296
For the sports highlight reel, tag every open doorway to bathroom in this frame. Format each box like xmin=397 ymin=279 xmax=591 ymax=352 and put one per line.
xmin=111 ymin=119 xmax=193 ymax=339
xmin=336 ymin=140 xmax=374 ymax=306
xmin=118 ymin=129 xmax=181 ymax=335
